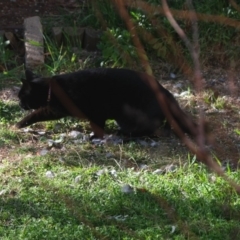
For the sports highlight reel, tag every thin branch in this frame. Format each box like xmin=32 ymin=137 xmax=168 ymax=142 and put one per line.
xmin=161 ymin=0 xmax=240 ymax=193
xmin=229 ymin=0 xmax=240 ymax=13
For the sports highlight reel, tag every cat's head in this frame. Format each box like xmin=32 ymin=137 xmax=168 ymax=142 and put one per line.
xmin=18 ymin=69 xmax=50 ymax=110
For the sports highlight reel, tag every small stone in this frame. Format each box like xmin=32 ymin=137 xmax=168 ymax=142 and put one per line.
xmin=91 ymin=138 xmax=102 ymax=145
xmin=23 ymin=128 xmax=31 ymax=132
xmin=47 ymin=140 xmax=54 ymax=147
xmin=150 ymin=141 xmax=158 ymax=147
xmin=180 ymin=91 xmax=190 ymax=97
xmin=170 ymin=73 xmax=176 ymax=79
xmin=69 ymin=130 xmax=82 ymax=139
xmin=164 ymin=164 xmax=177 ymax=173
xmin=39 ymin=149 xmax=48 ymax=156
xmin=105 ymin=135 xmax=123 ymax=145
xmin=54 ymin=137 xmax=64 ymax=143
xmin=96 ymin=169 xmax=108 ymax=176
xmin=139 ymin=164 xmax=148 ymax=171
xmin=110 ymin=169 xmax=117 ymax=177
xmin=121 ymin=184 xmax=134 ymax=193
xmin=82 ymin=134 xmax=89 ymax=142
xmin=45 ymin=171 xmax=55 ymax=178
xmin=153 ymin=169 xmax=163 ymax=175
xmin=175 ymin=83 xmax=182 ymax=88
xmin=74 ymin=175 xmax=81 ymax=183
xmin=170 ymin=225 xmax=176 ymax=234
xmin=100 ymin=139 xmax=107 ymax=145
xmin=108 ymin=215 xmax=128 ymax=221
xmin=138 ymin=140 xmax=148 ymax=147
xmin=37 ymin=131 xmax=46 ymax=135
xmin=209 ymin=175 xmax=216 ymax=182
xmin=47 ymin=139 xmax=62 ymax=148
xmin=0 ymin=190 xmax=6 ymax=196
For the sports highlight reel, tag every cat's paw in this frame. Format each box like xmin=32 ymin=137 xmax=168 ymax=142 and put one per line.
xmin=15 ymin=121 xmax=27 ymax=129
xmin=90 ymin=133 xmax=103 ymax=141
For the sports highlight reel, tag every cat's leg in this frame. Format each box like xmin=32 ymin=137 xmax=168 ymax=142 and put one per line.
xmin=16 ymin=107 xmax=66 ymax=128
xmin=89 ymin=119 xmax=105 ymax=139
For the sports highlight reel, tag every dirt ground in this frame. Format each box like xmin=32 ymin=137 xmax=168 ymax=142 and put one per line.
xmin=0 ymin=0 xmax=240 ymax=167
xmin=0 ymin=0 xmax=57 ymax=28
xmin=0 ymin=0 xmax=84 ymax=28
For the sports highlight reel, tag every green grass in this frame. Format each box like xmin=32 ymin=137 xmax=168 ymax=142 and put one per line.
xmin=1 ymin=153 xmax=240 ymax=239
xmin=0 ymin=97 xmax=239 ymax=239
xmin=0 ymin=100 xmax=239 ymax=239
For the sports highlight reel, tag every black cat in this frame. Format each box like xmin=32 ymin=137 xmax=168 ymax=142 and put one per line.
xmin=16 ymin=68 xmax=199 ymax=139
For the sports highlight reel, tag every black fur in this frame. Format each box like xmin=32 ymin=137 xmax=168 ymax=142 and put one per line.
xmin=17 ymin=68 xmax=198 ymax=138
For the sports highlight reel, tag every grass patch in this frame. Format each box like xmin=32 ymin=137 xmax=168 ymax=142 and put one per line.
xmin=0 ymin=101 xmax=22 ymax=123
xmin=1 ymin=155 xmax=240 ymax=239
xmin=0 ymin=98 xmax=238 ymax=238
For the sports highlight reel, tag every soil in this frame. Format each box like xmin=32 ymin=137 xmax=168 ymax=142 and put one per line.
xmin=0 ymin=0 xmax=240 ymax=167
xmin=0 ymin=0 xmax=63 ymax=28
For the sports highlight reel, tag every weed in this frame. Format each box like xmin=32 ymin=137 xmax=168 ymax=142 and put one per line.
xmin=0 ymin=37 xmax=17 ymax=72
xmin=203 ymin=90 xmax=226 ymax=110
xmin=0 ymin=129 xmax=19 ymax=147
xmin=0 ymin=101 xmax=22 ymax=124
xmin=234 ymin=129 xmax=240 ymax=136
xmin=98 ymin=28 xmax=137 ymax=67
xmin=44 ymin=36 xmax=79 ymax=74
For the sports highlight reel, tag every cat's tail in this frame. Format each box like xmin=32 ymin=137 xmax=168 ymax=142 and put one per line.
xmin=140 ymin=72 xmax=208 ymax=144
xmin=162 ymin=89 xmax=209 ymax=145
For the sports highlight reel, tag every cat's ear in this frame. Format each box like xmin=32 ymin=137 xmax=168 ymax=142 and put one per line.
xmin=25 ymin=69 xmax=35 ymax=81
xmin=25 ymin=69 xmax=41 ymax=82
xmin=20 ymin=78 xmax=27 ymax=84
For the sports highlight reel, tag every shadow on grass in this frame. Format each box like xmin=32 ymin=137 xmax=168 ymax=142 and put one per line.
xmin=1 ymin=184 xmax=240 ymax=239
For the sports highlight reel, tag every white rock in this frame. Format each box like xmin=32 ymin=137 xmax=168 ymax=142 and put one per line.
xmin=175 ymin=83 xmax=182 ymax=88
xmin=74 ymin=175 xmax=81 ymax=183
xmin=69 ymin=130 xmax=82 ymax=139
xmin=180 ymin=91 xmax=190 ymax=97
xmin=0 ymin=190 xmax=6 ymax=196
xmin=170 ymin=73 xmax=176 ymax=79
xmin=45 ymin=171 xmax=55 ymax=178
xmin=40 ymin=149 xmax=48 ymax=156
xmin=139 ymin=164 xmax=148 ymax=170
xmin=153 ymin=169 xmax=163 ymax=175
xmin=96 ymin=169 xmax=108 ymax=176
xmin=150 ymin=141 xmax=159 ymax=147
xmin=110 ymin=169 xmax=117 ymax=177
xmin=121 ymin=184 xmax=134 ymax=193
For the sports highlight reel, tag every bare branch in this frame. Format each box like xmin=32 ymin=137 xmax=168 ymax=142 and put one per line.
xmin=229 ymin=0 xmax=240 ymax=13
